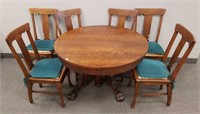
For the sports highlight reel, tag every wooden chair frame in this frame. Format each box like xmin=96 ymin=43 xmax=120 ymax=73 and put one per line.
xmin=6 ymin=23 xmax=68 ymax=107
xmin=135 ymin=8 xmax=166 ymax=58
xmin=29 ymin=8 xmax=58 ymax=58
xmin=108 ymin=8 xmax=138 ymax=31
xmin=130 ymin=23 xmax=196 ymax=108
xmin=54 ymin=8 xmax=83 ymax=86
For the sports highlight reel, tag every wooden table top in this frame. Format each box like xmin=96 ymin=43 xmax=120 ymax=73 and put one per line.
xmin=55 ymin=26 xmax=148 ymax=75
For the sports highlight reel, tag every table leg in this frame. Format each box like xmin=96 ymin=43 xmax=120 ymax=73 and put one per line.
xmin=67 ymin=74 xmax=86 ymax=100
xmin=94 ymin=76 xmax=102 ymax=87
xmin=107 ymin=76 xmax=125 ymax=102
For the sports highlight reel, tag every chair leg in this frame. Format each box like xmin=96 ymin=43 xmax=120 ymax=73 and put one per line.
xmin=75 ymin=72 xmax=79 ymax=83
xmin=94 ymin=76 xmax=101 ymax=87
xmin=39 ymin=83 xmax=43 ymax=88
xmin=167 ymin=84 xmax=172 ymax=106
xmin=131 ymin=82 xmax=139 ymax=108
xmin=67 ymin=70 xmax=74 ymax=87
xmin=159 ymin=85 xmax=163 ymax=90
xmin=82 ymin=75 xmax=88 ymax=87
xmin=28 ymin=82 xmax=33 ymax=103
xmin=106 ymin=76 xmax=112 ymax=87
xmin=56 ymin=83 xmax=65 ymax=108
xmin=49 ymin=53 xmax=53 ymax=58
xmin=115 ymin=73 xmax=123 ymax=82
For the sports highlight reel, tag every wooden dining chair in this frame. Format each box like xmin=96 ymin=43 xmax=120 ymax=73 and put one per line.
xmin=135 ymin=8 xmax=166 ymax=59
xmin=27 ymin=8 xmax=58 ymax=58
xmin=108 ymin=8 xmax=138 ymax=30
xmin=6 ymin=23 xmax=68 ymax=107
xmin=54 ymin=8 xmax=83 ymax=86
xmin=54 ymin=8 xmax=82 ymax=34
xmin=130 ymin=23 xmax=196 ymax=108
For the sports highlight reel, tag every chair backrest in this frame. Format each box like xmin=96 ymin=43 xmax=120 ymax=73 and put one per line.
xmin=135 ymin=8 xmax=166 ymax=42
xmin=162 ymin=24 xmax=196 ymax=80
xmin=29 ymin=8 xmax=58 ymax=40
xmin=5 ymin=23 xmax=41 ymax=78
xmin=108 ymin=8 xmax=138 ymax=31
xmin=54 ymin=8 xmax=82 ymax=34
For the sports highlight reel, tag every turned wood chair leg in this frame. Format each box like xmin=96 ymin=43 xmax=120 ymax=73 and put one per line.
xmin=167 ymin=84 xmax=172 ymax=106
xmin=28 ymin=82 xmax=33 ymax=103
xmin=131 ymin=83 xmax=139 ymax=108
xmin=57 ymin=83 xmax=65 ymax=108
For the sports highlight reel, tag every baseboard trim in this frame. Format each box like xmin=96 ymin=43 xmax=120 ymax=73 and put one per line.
xmin=1 ymin=53 xmax=23 ymax=58
xmin=0 ymin=53 xmax=198 ymax=64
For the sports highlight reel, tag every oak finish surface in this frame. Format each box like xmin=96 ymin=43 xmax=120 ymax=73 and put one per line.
xmin=55 ymin=26 xmax=148 ymax=76
xmin=6 ymin=23 xmax=68 ymax=107
xmin=130 ymin=23 xmax=196 ymax=108
xmin=135 ymin=8 xmax=166 ymax=59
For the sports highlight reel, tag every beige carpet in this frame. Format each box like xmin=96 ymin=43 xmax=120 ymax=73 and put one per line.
xmin=0 ymin=58 xmax=199 ymax=114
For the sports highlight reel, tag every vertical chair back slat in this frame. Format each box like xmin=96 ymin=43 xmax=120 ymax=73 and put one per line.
xmin=65 ymin=17 xmax=73 ymax=31
xmin=16 ymin=36 xmax=33 ymax=70
xmin=143 ymin=16 xmax=153 ymax=40
xmin=41 ymin=14 xmax=50 ymax=39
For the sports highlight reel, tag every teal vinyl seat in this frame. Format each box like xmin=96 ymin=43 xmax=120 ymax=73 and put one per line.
xmin=27 ymin=40 xmax=55 ymax=51
xmin=137 ymin=58 xmax=169 ymax=79
xmin=30 ymin=58 xmax=62 ymax=78
xmin=148 ymin=41 xmax=165 ymax=55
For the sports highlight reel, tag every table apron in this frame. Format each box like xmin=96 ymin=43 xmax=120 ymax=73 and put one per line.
xmin=59 ymin=57 xmax=142 ymax=76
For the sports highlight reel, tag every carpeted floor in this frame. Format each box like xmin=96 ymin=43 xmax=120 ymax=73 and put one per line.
xmin=0 ymin=58 xmax=199 ymax=114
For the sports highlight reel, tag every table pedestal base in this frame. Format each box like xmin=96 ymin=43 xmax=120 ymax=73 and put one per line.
xmin=67 ymin=74 xmax=86 ymax=100
xmin=67 ymin=75 xmax=125 ymax=102
xmin=107 ymin=76 xmax=125 ymax=102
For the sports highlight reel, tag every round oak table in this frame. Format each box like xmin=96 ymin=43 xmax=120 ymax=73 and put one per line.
xmin=54 ymin=26 xmax=148 ymax=101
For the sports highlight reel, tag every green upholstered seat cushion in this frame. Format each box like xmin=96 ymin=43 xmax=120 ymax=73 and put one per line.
xmin=137 ymin=59 xmax=170 ymax=79
xmin=30 ymin=58 xmax=62 ymax=78
xmin=27 ymin=40 xmax=54 ymax=51
xmin=148 ymin=41 xmax=164 ymax=55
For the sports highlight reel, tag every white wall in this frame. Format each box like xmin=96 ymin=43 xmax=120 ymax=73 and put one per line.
xmin=0 ymin=0 xmax=199 ymax=58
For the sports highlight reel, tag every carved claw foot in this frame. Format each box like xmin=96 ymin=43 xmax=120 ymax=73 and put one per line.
xmin=67 ymin=92 xmax=77 ymax=100
xmin=115 ymin=93 xmax=124 ymax=102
